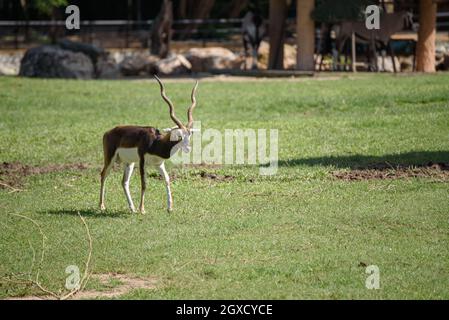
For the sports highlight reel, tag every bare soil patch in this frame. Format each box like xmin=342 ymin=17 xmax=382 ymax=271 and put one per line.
xmin=73 ymin=273 xmax=157 ymax=299
xmin=198 ymin=171 xmax=235 ymax=182
xmin=181 ymin=163 xmax=223 ymax=169
xmin=0 ymin=161 xmax=90 ymax=190
xmin=150 ymin=163 xmax=236 ymax=182
xmin=331 ymin=162 xmax=449 ymax=181
xmin=4 ymin=273 xmax=157 ymax=300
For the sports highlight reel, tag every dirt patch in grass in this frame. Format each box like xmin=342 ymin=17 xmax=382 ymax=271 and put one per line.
xmin=331 ymin=162 xmax=449 ymax=181
xmin=73 ymin=273 xmax=157 ymax=299
xmin=0 ymin=161 xmax=90 ymax=190
xmin=4 ymin=273 xmax=158 ymax=300
xmin=150 ymin=170 xmax=236 ymax=182
xmin=178 ymin=164 xmax=235 ymax=181
xmin=181 ymin=163 xmax=223 ymax=169
xmin=198 ymin=171 xmax=236 ymax=182
xmin=178 ymin=164 xmax=237 ymax=182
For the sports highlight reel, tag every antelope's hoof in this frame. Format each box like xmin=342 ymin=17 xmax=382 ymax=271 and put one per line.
xmin=167 ymin=207 xmax=173 ymax=213
xmin=100 ymin=204 xmax=106 ymax=211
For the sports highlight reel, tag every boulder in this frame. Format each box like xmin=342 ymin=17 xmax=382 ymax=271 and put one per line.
xmin=0 ymin=52 xmax=22 ymax=76
xmin=436 ymin=53 xmax=449 ymax=71
xmin=184 ymin=47 xmax=239 ymax=72
xmin=58 ymin=39 xmax=105 ymax=65
xmin=444 ymin=54 xmax=449 ymax=71
xmin=257 ymin=41 xmax=296 ymax=69
xmin=376 ymin=55 xmax=401 ymax=72
xmin=119 ymin=53 xmax=158 ymax=76
xmin=96 ymin=54 xmax=121 ymax=79
xmin=19 ymin=45 xmax=94 ymax=79
xmin=110 ymin=51 xmax=127 ymax=65
xmin=0 ymin=65 xmax=17 ymax=76
xmin=283 ymin=44 xmax=297 ymax=70
xmin=155 ymin=54 xmax=191 ymax=76
xmin=398 ymin=55 xmax=414 ymax=72
xmin=435 ymin=45 xmax=447 ymax=60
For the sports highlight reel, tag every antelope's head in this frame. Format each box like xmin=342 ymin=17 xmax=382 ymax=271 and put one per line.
xmin=154 ymin=75 xmax=199 ymax=153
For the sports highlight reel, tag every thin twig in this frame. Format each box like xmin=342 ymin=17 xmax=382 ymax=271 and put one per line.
xmin=60 ymin=212 xmax=93 ymax=300
xmin=8 ymin=213 xmax=60 ymax=298
xmin=384 ymin=161 xmax=396 ymax=170
xmin=2 ymin=212 xmax=93 ymax=300
xmin=0 ymin=182 xmax=23 ymax=193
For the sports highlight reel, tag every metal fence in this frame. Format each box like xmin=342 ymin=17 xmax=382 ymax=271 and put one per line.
xmin=0 ymin=13 xmax=448 ymax=50
xmin=0 ymin=18 xmax=245 ymax=49
xmin=0 ymin=17 xmax=296 ymax=50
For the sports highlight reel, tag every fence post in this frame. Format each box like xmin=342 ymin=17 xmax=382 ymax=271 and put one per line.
xmin=14 ymin=24 xmax=19 ymax=49
xmin=125 ymin=21 xmax=130 ymax=48
xmin=351 ymin=32 xmax=357 ymax=72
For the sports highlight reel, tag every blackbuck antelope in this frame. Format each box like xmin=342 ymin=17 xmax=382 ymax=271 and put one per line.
xmin=333 ymin=11 xmax=414 ymax=71
xmin=99 ymin=76 xmax=199 ymax=213
xmin=242 ymin=10 xmax=266 ymax=70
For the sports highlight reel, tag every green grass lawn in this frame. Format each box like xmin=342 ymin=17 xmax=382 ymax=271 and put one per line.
xmin=0 ymin=74 xmax=448 ymax=299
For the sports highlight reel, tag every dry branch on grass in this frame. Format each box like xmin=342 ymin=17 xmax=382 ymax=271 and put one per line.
xmin=0 ymin=182 xmax=24 ymax=193
xmin=0 ymin=212 xmax=93 ymax=300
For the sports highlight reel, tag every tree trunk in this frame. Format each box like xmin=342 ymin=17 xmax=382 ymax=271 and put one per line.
xmin=296 ymin=0 xmax=315 ymax=71
xmin=179 ymin=0 xmax=216 ymax=39
xmin=220 ymin=0 xmax=250 ymax=18
xmin=136 ymin=0 xmax=142 ymax=21
xmin=49 ymin=7 xmax=63 ymax=44
xmin=268 ymin=0 xmax=288 ymax=70
xmin=416 ymin=0 xmax=437 ymax=72
xmin=177 ymin=0 xmax=188 ymax=19
xmin=150 ymin=0 xmax=173 ymax=58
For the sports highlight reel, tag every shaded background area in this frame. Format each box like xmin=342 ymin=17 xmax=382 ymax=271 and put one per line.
xmin=1 ymin=0 xmax=449 ymax=77
xmin=279 ymin=151 xmax=449 ymax=168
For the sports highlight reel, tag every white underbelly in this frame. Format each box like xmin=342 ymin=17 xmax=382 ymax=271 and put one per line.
xmin=116 ymin=148 xmax=165 ymax=166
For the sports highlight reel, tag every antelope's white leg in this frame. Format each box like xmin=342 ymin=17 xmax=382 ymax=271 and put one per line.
xmin=158 ymin=162 xmax=173 ymax=212
xmin=122 ymin=163 xmax=136 ymax=212
xmin=99 ymin=154 xmax=116 ymax=211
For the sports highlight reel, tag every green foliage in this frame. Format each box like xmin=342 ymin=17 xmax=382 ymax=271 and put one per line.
xmin=312 ymin=0 xmax=377 ymax=23
xmin=0 ymin=74 xmax=448 ymax=299
xmin=30 ymin=0 xmax=68 ymax=15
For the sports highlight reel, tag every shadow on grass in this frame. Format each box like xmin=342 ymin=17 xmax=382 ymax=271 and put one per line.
xmin=40 ymin=209 xmax=130 ymax=218
xmin=278 ymin=151 xmax=449 ymax=169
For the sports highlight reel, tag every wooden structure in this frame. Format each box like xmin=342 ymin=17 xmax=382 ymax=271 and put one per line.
xmin=296 ymin=0 xmax=315 ymax=71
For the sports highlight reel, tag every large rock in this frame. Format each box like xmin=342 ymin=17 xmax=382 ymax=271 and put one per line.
xmin=436 ymin=45 xmax=449 ymax=71
xmin=376 ymin=55 xmax=401 ymax=72
xmin=0 ymin=65 xmax=17 ymax=76
xmin=96 ymin=54 xmax=121 ymax=79
xmin=155 ymin=54 xmax=191 ymax=76
xmin=119 ymin=53 xmax=158 ymax=76
xmin=0 ymin=52 xmax=22 ymax=76
xmin=19 ymin=45 xmax=94 ymax=79
xmin=184 ymin=47 xmax=239 ymax=72
xmin=398 ymin=55 xmax=414 ymax=72
xmin=257 ymin=41 xmax=296 ymax=69
xmin=435 ymin=45 xmax=448 ymax=60
xmin=58 ymin=39 xmax=105 ymax=65
xmin=436 ymin=53 xmax=449 ymax=71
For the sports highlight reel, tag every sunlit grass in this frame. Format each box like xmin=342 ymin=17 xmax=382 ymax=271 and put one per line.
xmin=0 ymin=74 xmax=448 ymax=299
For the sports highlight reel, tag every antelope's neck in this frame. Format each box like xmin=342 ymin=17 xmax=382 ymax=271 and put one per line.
xmin=152 ymin=133 xmax=181 ymax=159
